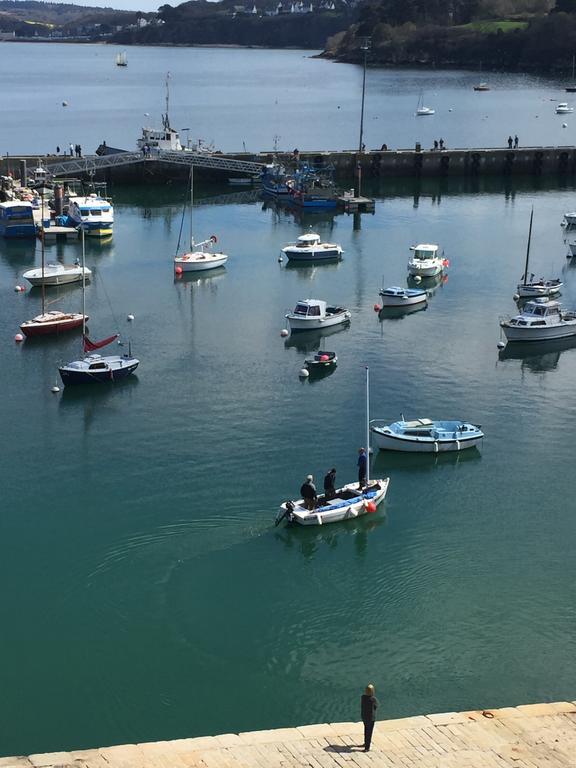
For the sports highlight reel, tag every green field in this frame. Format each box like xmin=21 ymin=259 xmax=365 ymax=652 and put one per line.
xmin=460 ymin=19 xmax=529 ymax=33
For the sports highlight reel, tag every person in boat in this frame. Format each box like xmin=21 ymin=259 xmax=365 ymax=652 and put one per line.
xmin=361 ymin=683 xmax=379 ymax=752
xmin=358 ymin=448 xmax=367 ymax=489
xmin=300 ymin=475 xmax=317 ymax=510
xmin=323 ymin=468 xmax=337 ymax=501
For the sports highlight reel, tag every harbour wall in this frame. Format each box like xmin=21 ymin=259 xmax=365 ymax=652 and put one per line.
xmin=3 ymin=146 xmax=576 ymax=183
xmin=2 ymin=700 xmax=575 ymax=767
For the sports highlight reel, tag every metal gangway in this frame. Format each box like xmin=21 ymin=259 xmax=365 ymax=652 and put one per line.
xmin=45 ymin=150 xmax=266 ymax=178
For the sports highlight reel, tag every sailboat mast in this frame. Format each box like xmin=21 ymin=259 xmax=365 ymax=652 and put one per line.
xmin=165 ymin=71 xmax=170 ymax=126
xmin=366 ymin=366 xmax=370 ymax=486
xmin=81 ymin=225 xmax=86 ymax=337
xmin=522 ymin=208 xmax=534 ymax=287
xmin=190 ymin=165 xmax=194 ymax=249
xmin=40 ymin=188 xmax=45 ymax=316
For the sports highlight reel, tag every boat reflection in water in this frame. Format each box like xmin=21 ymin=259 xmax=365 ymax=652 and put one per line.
xmin=497 ymin=335 xmax=576 ymax=373
xmin=372 ymin=446 xmax=482 ymax=476
xmin=274 ymin=511 xmax=386 ymax=561
xmin=407 ymin=272 xmax=448 ymax=296
xmin=379 ymin=302 xmax=428 ymax=321
xmin=283 ymin=323 xmax=351 ymax=353
xmin=174 ymin=266 xmax=227 ymax=286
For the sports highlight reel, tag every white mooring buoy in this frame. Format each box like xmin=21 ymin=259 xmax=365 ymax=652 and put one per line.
xmin=497 ymin=341 xmax=505 ymax=349
xmin=299 ymin=368 xmax=309 ymax=378
xmin=14 ymin=333 xmax=24 ymax=343
xmin=127 ymin=314 xmax=135 ymax=322
xmin=513 ymin=293 xmax=520 ymax=301
xmin=280 ymin=328 xmax=289 ymax=337
xmin=414 ymin=275 xmax=422 ymax=283
xmin=51 ymin=385 xmax=60 ymax=393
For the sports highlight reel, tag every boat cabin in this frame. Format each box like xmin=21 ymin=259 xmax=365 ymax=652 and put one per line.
xmin=138 ymin=125 xmax=182 ymax=152
xmin=508 ymin=300 xmax=561 ymax=327
xmin=410 ymin=244 xmax=439 ymax=261
xmin=296 ymin=233 xmax=321 ymax=246
xmin=0 ymin=200 xmax=36 ymax=237
xmin=292 ymin=299 xmax=326 ymax=317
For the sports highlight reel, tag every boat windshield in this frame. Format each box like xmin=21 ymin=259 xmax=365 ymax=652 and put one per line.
xmin=294 ymin=303 xmax=309 ymax=315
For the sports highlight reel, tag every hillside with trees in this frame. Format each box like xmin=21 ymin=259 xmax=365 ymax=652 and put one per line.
xmin=324 ymin=0 xmax=576 ymax=72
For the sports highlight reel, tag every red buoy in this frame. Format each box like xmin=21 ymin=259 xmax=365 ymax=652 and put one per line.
xmin=175 ymin=266 xmax=183 ymax=275
xmin=365 ymin=501 xmax=377 ymax=513
xmin=373 ymin=303 xmax=381 ymax=312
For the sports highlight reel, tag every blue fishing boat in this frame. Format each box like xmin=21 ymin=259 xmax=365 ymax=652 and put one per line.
xmin=371 ymin=418 xmax=484 ymax=453
xmin=0 ymin=201 xmax=36 ymax=238
xmin=261 ymin=163 xmax=291 ymax=197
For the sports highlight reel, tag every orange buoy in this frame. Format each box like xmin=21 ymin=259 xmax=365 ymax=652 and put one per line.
xmin=365 ymin=501 xmax=377 ymax=513
xmin=175 ymin=266 xmax=183 ymax=275
xmin=373 ymin=303 xmax=381 ymax=312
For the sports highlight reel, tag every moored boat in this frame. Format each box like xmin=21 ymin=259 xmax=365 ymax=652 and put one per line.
xmin=516 ymin=209 xmax=562 ymax=299
xmin=379 ymin=285 xmax=427 ymax=307
xmin=407 ymin=243 xmax=447 ymax=277
xmin=556 ymin=102 xmax=574 ymax=114
xmin=282 ymin=232 xmax=342 ymax=261
xmin=371 ymin=418 xmax=484 ymax=453
xmin=0 ymin=201 xmax=36 ymax=238
xmin=23 ymin=263 xmax=91 ymax=287
xmin=500 ymin=298 xmax=576 ymax=342
xmin=473 ymin=83 xmax=490 ymax=91
xmin=285 ymin=299 xmax=351 ymax=331
xmin=304 ymin=350 xmax=337 ymax=370
xmin=67 ymin=194 xmax=113 ymax=237
xmin=563 ymin=211 xmax=576 ymax=227
xmin=20 ymin=311 xmax=86 ymax=337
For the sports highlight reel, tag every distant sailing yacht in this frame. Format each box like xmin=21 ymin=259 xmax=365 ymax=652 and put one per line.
xmin=58 ymin=228 xmax=139 ymax=385
xmin=116 ymin=51 xmax=128 ymax=67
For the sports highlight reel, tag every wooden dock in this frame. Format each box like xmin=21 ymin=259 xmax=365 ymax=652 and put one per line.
xmin=3 ymin=700 xmax=575 ymax=768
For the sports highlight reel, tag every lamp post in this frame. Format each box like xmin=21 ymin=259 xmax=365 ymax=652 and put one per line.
xmin=357 ymin=36 xmax=371 ymax=196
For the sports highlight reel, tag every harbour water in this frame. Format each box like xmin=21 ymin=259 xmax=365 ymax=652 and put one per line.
xmin=1 ymin=44 xmax=576 ymax=757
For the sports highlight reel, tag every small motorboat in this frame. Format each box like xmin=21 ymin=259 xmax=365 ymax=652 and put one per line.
xmin=556 ymin=102 xmax=574 ymax=114
xmin=500 ymin=298 xmax=576 ymax=342
xmin=563 ymin=212 xmax=576 ymax=227
xmin=379 ymin=285 xmax=427 ymax=307
xmin=304 ymin=350 xmax=337 ymax=370
xmin=407 ymin=244 xmax=447 ymax=277
xmin=20 ymin=311 xmax=86 ymax=337
xmin=22 ymin=263 xmax=91 ymax=287
xmin=281 ymin=232 xmax=343 ymax=261
xmin=285 ymin=299 xmax=351 ymax=332
xmin=371 ymin=418 xmax=484 ymax=453
xmin=276 ymin=479 xmax=389 ymax=526
xmin=473 ymin=83 xmax=490 ymax=91
xmin=516 ymin=277 xmax=562 ymax=299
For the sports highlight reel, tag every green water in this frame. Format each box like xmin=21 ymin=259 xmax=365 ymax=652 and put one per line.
xmin=1 ymin=174 xmax=576 ymax=755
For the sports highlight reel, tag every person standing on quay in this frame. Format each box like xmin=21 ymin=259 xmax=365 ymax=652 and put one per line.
xmin=361 ymin=683 xmax=378 ymax=751
xmin=508 ymin=136 xmax=513 ymax=149
xmin=514 ymin=135 xmax=519 ymax=148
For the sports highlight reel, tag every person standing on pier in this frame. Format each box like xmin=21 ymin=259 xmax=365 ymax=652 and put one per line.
xmin=508 ymin=136 xmax=513 ymax=149
xmin=361 ymin=683 xmax=379 ymax=752
xmin=514 ymin=135 xmax=519 ymax=148
xmin=69 ymin=142 xmax=74 ymax=157
xmin=358 ymin=448 xmax=367 ymax=489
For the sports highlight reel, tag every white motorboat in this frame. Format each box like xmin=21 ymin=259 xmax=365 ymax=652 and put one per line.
xmin=379 ymin=286 xmax=427 ymax=307
xmin=371 ymin=418 xmax=484 ymax=453
xmin=23 ymin=263 xmax=91 ymax=287
xmin=174 ymin=167 xmax=228 ymax=273
xmin=500 ymin=298 xmax=576 ymax=342
xmin=275 ymin=367 xmax=389 ymax=527
xmin=285 ymin=299 xmax=351 ymax=331
xmin=563 ymin=211 xmax=576 ymax=227
xmin=556 ymin=102 xmax=574 ymax=114
xmin=407 ymin=243 xmax=447 ymax=277
xmin=281 ymin=232 xmax=343 ymax=261
xmin=516 ymin=210 xmax=562 ymax=298
xmin=67 ymin=194 xmax=113 ymax=237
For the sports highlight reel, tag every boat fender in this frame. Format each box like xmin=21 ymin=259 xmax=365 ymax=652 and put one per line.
xmin=434 ymin=442 xmax=439 ymax=453
xmin=456 ymin=440 xmax=460 ymax=450
xmin=317 ymin=513 xmax=323 ymax=525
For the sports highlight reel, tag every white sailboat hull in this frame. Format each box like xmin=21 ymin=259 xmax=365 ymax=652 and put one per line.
xmin=372 ymin=431 xmax=482 ymax=453
xmin=175 ymin=252 xmax=228 ymax=272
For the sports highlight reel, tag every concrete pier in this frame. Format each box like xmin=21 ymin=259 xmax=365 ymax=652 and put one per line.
xmin=3 ymin=700 xmax=575 ymax=768
xmin=3 ymin=146 xmax=576 ymax=184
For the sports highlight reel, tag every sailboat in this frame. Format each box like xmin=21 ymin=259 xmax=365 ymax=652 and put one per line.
xmin=20 ymin=192 xmax=85 ymax=337
xmin=116 ymin=51 xmax=128 ymax=67
xmin=566 ymin=55 xmax=576 ymax=92
xmin=174 ymin=166 xmax=228 ymax=273
xmin=58 ymin=227 xmax=139 ymax=385
xmin=516 ymin=209 xmax=562 ymax=299
xmin=416 ymin=92 xmax=435 ymax=116
xmin=275 ymin=367 xmax=390 ymax=526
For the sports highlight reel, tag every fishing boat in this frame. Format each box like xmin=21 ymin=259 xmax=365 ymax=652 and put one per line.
xmin=285 ymin=166 xmax=340 ymax=209
xmin=416 ymin=93 xmax=435 ymax=116
xmin=58 ymin=228 xmax=139 ymax=385
xmin=275 ymin=367 xmax=390 ymax=526
xmin=500 ymin=298 xmax=576 ymax=342
xmin=285 ymin=299 xmax=351 ymax=331
xmin=67 ymin=193 xmax=113 ymax=237
xmin=556 ymin=102 xmax=574 ymax=114
xmin=174 ymin=167 xmax=228 ymax=273
xmin=281 ymin=232 xmax=343 ymax=261
xmin=115 ymin=51 xmax=128 ymax=67
xmin=371 ymin=418 xmax=484 ymax=453
xmin=20 ymin=216 xmax=85 ymax=337
xmin=22 ymin=262 xmax=91 ymax=287
xmin=261 ymin=162 xmax=291 ymax=198
xmin=304 ymin=350 xmax=337 ymax=370
xmin=0 ymin=201 xmax=36 ymax=238
xmin=379 ymin=286 xmax=427 ymax=307
xmin=563 ymin=211 xmax=576 ymax=227
xmin=407 ymin=243 xmax=447 ymax=277
xmin=516 ymin=210 xmax=562 ymax=298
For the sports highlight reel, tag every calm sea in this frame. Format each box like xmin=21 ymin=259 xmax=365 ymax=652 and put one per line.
xmin=0 ymin=43 xmax=575 ymax=757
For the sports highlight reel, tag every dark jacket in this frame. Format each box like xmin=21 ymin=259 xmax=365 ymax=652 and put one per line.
xmin=358 ymin=452 xmax=367 ymax=473
xmin=300 ymin=480 xmax=317 ymax=500
xmin=323 ymin=470 xmax=336 ymax=493
xmin=361 ymin=694 xmax=378 ymax=723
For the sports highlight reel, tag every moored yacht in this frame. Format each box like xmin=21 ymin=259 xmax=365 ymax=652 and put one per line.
xmin=407 ymin=243 xmax=447 ymax=277
xmin=556 ymin=102 xmax=574 ymax=114
xmin=500 ymin=298 xmax=576 ymax=342
xmin=282 ymin=232 xmax=343 ymax=261
xmin=285 ymin=299 xmax=351 ymax=331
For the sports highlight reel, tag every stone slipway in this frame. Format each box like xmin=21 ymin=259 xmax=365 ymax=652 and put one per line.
xmin=3 ymin=700 xmax=576 ymax=768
